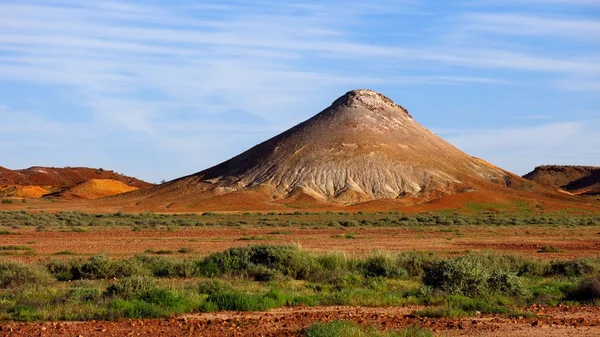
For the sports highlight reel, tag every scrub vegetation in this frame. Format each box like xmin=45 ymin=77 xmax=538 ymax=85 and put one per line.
xmin=1 ymin=244 xmax=599 ymax=321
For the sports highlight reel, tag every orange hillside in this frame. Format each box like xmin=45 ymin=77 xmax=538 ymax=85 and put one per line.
xmin=60 ymin=179 xmax=138 ymax=199
xmin=0 ymin=185 xmax=50 ymax=198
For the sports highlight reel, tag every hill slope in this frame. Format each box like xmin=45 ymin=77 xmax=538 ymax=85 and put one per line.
xmin=0 ymin=166 xmax=150 ymax=189
xmin=58 ymin=179 xmax=139 ymax=199
xmin=0 ymin=166 xmax=152 ymax=199
xmin=523 ymin=166 xmax=600 ymax=196
xmin=112 ymin=89 xmax=575 ymax=211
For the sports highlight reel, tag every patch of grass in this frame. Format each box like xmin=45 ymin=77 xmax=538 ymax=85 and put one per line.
xmin=54 ymin=250 xmax=76 ymax=255
xmin=538 ymin=245 xmax=560 ymax=253
xmin=332 ymin=233 xmax=359 ymax=239
xmin=304 ymin=321 xmax=434 ymax=337
xmin=144 ymin=249 xmax=175 ymax=255
xmin=105 ymin=276 xmax=157 ymax=299
xmin=239 ymin=235 xmax=267 ymax=241
xmin=0 ymin=245 xmax=32 ymax=251
xmin=1 ymin=199 xmax=13 ymax=204
xmin=10 ymin=305 xmax=43 ymax=321
xmin=0 ymin=230 xmax=15 ymax=235
xmin=177 ymin=247 xmax=193 ymax=254
xmin=201 ymin=289 xmax=288 ymax=312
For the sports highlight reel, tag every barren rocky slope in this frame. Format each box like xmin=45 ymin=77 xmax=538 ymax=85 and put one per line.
xmin=115 ymin=89 xmax=560 ymax=210
xmin=0 ymin=166 xmax=151 ymax=189
xmin=0 ymin=166 xmax=151 ymax=199
xmin=523 ymin=165 xmax=600 ymax=196
xmin=53 ymin=179 xmax=139 ymax=199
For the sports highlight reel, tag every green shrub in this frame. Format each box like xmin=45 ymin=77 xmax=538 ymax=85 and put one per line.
xmin=571 ymin=275 xmax=600 ymax=302
xmin=0 ymin=260 xmax=54 ymax=288
xmin=105 ymin=276 xmax=157 ymax=299
xmin=423 ymin=256 xmax=523 ymax=297
xmin=67 ymin=285 xmax=103 ymax=303
xmin=547 ymin=259 xmax=598 ymax=277
xmin=108 ymin=299 xmax=164 ymax=319
xmin=198 ymin=279 xmax=234 ymax=295
xmin=362 ymin=255 xmax=407 ymax=278
xmin=248 ymin=264 xmax=280 ymax=282
xmin=200 ymin=245 xmax=321 ymax=280
xmin=487 ymin=269 xmax=524 ymax=295
xmin=78 ymin=255 xmax=149 ymax=279
xmin=423 ymin=258 xmax=489 ymax=296
xmin=140 ymin=288 xmax=188 ymax=309
xmin=10 ymin=305 xmax=42 ymax=321
xmin=45 ymin=259 xmax=81 ymax=281
xmin=396 ymin=251 xmax=438 ymax=277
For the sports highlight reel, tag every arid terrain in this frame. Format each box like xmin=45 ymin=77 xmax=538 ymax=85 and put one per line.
xmin=1 ymin=90 xmax=599 ymax=337
xmin=1 ymin=210 xmax=599 ymax=336
xmin=5 ymin=305 xmax=600 ymax=336
xmin=2 ymin=224 xmax=600 ymax=260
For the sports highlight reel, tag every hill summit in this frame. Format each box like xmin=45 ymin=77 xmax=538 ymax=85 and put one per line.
xmin=122 ymin=89 xmax=522 ymax=209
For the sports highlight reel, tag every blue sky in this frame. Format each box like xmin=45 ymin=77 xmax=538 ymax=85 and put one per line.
xmin=1 ymin=0 xmax=599 ymax=183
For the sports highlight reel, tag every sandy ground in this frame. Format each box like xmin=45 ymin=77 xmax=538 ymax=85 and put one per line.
xmin=1 ymin=226 xmax=599 ymax=260
xmin=2 ymin=305 xmax=600 ymax=336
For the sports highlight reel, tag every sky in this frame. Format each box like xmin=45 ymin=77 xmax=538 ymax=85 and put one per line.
xmin=1 ymin=0 xmax=599 ymax=183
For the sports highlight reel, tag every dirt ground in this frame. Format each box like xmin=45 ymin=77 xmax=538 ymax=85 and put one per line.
xmin=1 ymin=226 xmax=599 ymax=260
xmin=3 ymin=305 xmax=600 ymax=337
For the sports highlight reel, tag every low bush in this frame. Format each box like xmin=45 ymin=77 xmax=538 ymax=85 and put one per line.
xmin=423 ymin=255 xmax=523 ymax=297
xmin=198 ymin=279 xmax=234 ymax=295
xmin=570 ymin=275 xmax=600 ymax=303
xmin=362 ymin=254 xmax=407 ymax=279
xmin=66 ymin=285 xmax=103 ymax=303
xmin=200 ymin=245 xmax=321 ymax=281
xmin=396 ymin=251 xmax=437 ymax=277
xmin=0 ymin=260 xmax=54 ymax=288
xmin=547 ymin=259 xmax=598 ymax=277
xmin=105 ymin=276 xmax=157 ymax=299
xmin=133 ymin=255 xmax=199 ymax=278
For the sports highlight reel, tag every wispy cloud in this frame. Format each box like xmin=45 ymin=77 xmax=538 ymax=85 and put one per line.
xmin=0 ymin=0 xmax=598 ymax=180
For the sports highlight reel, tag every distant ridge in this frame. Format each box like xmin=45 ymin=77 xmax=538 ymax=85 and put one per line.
xmin=0 ymin=166 xmax=151 ymax=189
xmin=524 ymin=165 xmax=600 ymax=196
xmin=0 ymin=166 xmax=152 ymax=199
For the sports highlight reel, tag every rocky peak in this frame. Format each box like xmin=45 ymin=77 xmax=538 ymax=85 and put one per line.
xmin=331 ymin=89 xmax=412 ymax=118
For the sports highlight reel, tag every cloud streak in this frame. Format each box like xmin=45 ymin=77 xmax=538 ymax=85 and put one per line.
xmin=0 ymin=0 xmax=598 ymax=181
